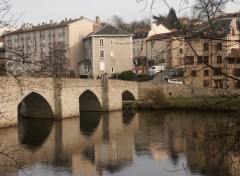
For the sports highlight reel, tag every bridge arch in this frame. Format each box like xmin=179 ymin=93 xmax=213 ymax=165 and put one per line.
xmin=18 ymin=92 xmax=54 ymax=118
xmin=79 ymin=90 xmax=102 ymax=111
xmin=122 ymin=90 xmax=136 ymax=101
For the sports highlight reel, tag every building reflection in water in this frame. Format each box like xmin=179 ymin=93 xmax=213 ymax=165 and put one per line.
xmin=0 ymin=111 xmax=240 ymax=176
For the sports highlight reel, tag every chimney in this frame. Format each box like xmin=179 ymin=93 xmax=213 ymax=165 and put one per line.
xmin=93 ymin=16 xmax=101 ymax=32
xmin=96 ymin=16 xmax=99 ymax=24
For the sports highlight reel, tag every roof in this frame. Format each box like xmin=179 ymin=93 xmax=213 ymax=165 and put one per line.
xmin=4 ymin=18 xmax=89 ymax=36
xmin=85 ymin=24 xmax=131 ymax=38
xmin=133 ymin=31 xmax=149 ymax=39
xmin=191 ymin=18 xmax=234 ymax=38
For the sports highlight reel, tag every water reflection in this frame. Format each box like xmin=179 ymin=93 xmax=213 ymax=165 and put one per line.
xmin=1 ymin=111 xmax=240 ymax=176
xmin=122 ymin=109 xmax=135 ymax=125
xmin=80 ymin=111 xmax=102 ymax=136
xmin=18 ymin=118 xmax=54 ymax=150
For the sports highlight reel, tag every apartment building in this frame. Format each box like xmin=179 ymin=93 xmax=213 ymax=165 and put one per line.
xmin=184 ymin=17 xmax=240 ymax=89
xmin=4 ymin=17 xmax=94 ymax=76
xmin=132 ymin=23 xmax=170 ymax=73
xmin=80 ymin=23 xmax=132 ymax=78
xmin=146 ymin=31 xmax=185 ymax=69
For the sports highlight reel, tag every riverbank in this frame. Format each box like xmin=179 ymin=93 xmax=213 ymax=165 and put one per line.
xmin=124 ymin=97 xmax=240 ymax=112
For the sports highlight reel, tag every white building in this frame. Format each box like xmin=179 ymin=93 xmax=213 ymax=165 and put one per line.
xmin=4 ymin=17 xmax=94 ymax=76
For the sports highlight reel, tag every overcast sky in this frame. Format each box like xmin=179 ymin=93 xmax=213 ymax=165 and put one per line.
xmin=9 ymin=0 xmax=240 ymax=27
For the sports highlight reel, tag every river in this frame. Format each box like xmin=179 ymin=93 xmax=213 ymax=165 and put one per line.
xmin=0 ymin=110 xmax=239 ymax=176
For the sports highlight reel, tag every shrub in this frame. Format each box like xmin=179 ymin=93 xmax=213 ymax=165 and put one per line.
xmin=118 ymin=71 xmax=137 ymax=81
xmin=136 ymin=74 xmax=154 ymax=82
xmin=141 ymin=87 xmax=167 ymax=109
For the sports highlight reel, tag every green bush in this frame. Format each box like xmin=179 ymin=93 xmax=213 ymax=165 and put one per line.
xmin=136 ymin=74 xmax=154 ymax=82
xmin=118 ymin=71 xmax=137 ymax=81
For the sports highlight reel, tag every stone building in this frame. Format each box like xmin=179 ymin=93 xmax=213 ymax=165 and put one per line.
xmin=4 ymin=17 xmax=94 ymax=76
xmin=184 ymin=17 xmax=240 ymax=89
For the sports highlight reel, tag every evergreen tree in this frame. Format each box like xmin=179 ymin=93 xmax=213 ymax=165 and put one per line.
xmin=166 ymin=8 xmax=181 ymax=30
xmin=152 ymin=8 xmax=181 ymax=30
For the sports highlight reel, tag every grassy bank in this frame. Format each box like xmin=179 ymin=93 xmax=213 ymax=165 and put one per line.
xmin=133 ymin=97 xmax=240 ymax=112
xmin=166 ymin=97 xmax=240 ymax=111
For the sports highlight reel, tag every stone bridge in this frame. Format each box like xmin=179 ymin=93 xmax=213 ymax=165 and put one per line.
xmin=1 ymin=76 xmax=239 ymax=127
xmin=0 ymin=77 xmax=139 ymax=126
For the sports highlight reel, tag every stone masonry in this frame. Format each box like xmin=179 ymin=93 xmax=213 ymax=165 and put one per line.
xmin=0 ymin=76 xmax=239 ymax=127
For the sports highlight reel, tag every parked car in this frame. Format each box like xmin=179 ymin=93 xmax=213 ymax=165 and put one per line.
xmin=148 ymin=65 xmax=165 ymax=75
xmin=167 ymin=79 xmax=183 ymax=84
xmin=164 ymin=68 xmax=185 ymax=80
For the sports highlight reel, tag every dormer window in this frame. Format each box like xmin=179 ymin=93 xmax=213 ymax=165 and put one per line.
xmin=217 ymin=28 xmax=223 ymax=35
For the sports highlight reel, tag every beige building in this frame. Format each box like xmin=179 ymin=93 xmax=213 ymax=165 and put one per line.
xmin=132 ymin=23 xmax=170 ymax=73
xmin=146 ymin=31 xmax=185 ymax=69
xmin=80 ymin=23 xmax=132 ymax=78
xmin=184 ymin=17 xmax=240 ymax=89
xmin=4 ymin=17 xmax=94 ymax=76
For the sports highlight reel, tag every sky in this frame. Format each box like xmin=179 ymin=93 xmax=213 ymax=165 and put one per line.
xmin=7 ymin=0 xmax=240 ymax=28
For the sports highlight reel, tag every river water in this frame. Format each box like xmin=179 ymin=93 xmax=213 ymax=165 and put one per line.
xmin=0 ymin=110 xmax=240 ymax=176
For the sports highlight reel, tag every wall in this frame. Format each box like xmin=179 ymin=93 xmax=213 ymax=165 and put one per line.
xmin=138 ymin=82 xmax=240 ymax=100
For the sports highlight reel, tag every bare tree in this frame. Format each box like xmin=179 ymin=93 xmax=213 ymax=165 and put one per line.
xmin=136 ymin=0 xmax=240 ymax=175
xmin=36 ymin=41 xmax=71 ymax=78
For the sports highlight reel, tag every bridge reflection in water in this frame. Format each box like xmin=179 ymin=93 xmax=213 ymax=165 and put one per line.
xmin=0 ymin=111 xmax=240 ymax=176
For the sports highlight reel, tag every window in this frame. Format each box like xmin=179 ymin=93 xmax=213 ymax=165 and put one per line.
xmin=203 ymin=56 xmax=209 ymax=64
xmin=204 ymin=70 xmax=209 ymax=77
xmin=110 ymin=50 xmax=114 ymax=57
xmin=217 ymin=43 xmax=222 ymax=51
xmin=234 ymin=81 xmax=240 ymax=89
xmin=197 ymin=56 xmax=203 ymax=63
xmin=203 ymin=43 xmax=209 ymax=51
xmin=110 ymin=39 xmax=114 ymax=46
xmin=99 ymin=38 xmax=104 ymax=47
xmin=111 ymin=66 xmax=114 ymax=73
xmin=217 ymin=28 xmax=223 ymax=35
xmin=100 ymin=62 xmax=105 ymax=71
xmin=100 ymin=49 xmax=105 ymax=58
xmin=228 ymin=58 xmax=235 ymax=64
xmin=191 ymin=70 xmax=197 ymax=77
xmin=213 ymin=68 xmax=222 ymax=76
xmin=179 ymin=48 xmax=183 ymax=54
xmin=233 ymin=69 xmax=240 ymax=77
xmin=203 ymin=80 xmax=210 ymax=87
xmin=217 ymin=56 xmax=222 ymax=64
xmin=185 ymin=56 xmax=194 ymax=65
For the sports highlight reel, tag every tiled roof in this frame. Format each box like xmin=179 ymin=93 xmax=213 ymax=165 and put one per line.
xmin=133 ymin=31 xmax=149 ymax=39
xmin=4 ymin=18 xmax=85 ymax=35
xmin=91 ymin=24 xmax=131 ymax=36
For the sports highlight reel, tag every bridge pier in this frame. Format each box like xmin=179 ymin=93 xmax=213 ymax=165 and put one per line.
xmin=54 ymin=79 xmax=63 ymax=118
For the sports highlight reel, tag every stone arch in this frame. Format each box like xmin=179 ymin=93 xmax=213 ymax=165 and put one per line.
xmin=122 ymin=90 xmax=136 ymax=101
xmin=79 ymin=90 xmax=102 ymax=111
xmin=18 ymin=92 xmax=54 ymax=118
